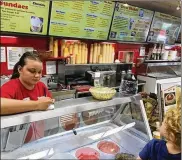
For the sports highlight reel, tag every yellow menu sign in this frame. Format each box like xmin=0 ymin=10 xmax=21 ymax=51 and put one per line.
xmin=0 ymin=1 xmax=50 ymax=35
xmin=109 ymin=2 xmax=153 ymax=42
xmin=49 ymin=1 xmax=115 ymax=40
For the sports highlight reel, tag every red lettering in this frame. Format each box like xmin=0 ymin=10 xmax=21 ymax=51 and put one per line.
xmin=0 ymin=1 xmax=3 ymax=5
xmin=0 ymin=1 xmax=28 ymax=10
xmin=17 ymin=4 xmax=21 ymax=8
xmin=13 ymin=3 xmax=17 ymax=8
xmin=8 ymin=2 xmax=13 ymax=7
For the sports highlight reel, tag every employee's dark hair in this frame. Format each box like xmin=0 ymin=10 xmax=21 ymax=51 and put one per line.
xmin=11 ymin=51 xmax=42 ymax=79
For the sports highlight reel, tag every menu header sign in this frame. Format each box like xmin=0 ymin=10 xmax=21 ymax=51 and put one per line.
xmin=49 ymin=1 xmax=115 ymax=40
xmin=147 ymin=12 xmax=181 ymax=44
xmin=109 ymin=2 xmax=154 ymax=42
xmin=1 ymin=1 xmax=50 ymax=35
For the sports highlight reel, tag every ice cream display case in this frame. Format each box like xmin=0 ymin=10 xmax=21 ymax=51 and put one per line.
xmin=1 ymin=94 xmax=152 ymax=159
xmin=137 ymin=62 xmax=181 ymax=79
xmin=137 ymin=61 xmax=181 ymax=93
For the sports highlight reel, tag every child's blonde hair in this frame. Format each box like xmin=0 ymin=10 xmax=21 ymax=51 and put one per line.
xmin=176 ymin=86 xmax=181 ymax=108
xmin=164 ymin=105 xmax=181 ymax=148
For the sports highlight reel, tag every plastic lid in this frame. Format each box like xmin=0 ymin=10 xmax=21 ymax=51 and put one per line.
xmin=127 ymin=69 xmax=132 ymax=74
xmin=121 ymin=70 xmax=126 ymax=74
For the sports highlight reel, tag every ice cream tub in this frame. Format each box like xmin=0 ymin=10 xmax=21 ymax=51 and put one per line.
xmin=70 ymin=138 xmax=125 ymax=160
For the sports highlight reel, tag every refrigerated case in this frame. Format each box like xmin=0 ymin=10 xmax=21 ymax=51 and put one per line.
xmin=137 ymin=61 xmax=181 ymax=93
xmin=1 ymin=94 xmax=152 ymax=159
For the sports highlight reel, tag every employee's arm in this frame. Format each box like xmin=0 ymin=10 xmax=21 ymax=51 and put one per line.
xmin=1 ymin=97 xmax=53 ymax=115
xmin=136 ymin=156 xmax=142 ymax=160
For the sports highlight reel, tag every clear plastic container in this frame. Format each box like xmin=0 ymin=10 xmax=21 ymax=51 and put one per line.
xmin=119 ymin=71 xmax=126 ymax=94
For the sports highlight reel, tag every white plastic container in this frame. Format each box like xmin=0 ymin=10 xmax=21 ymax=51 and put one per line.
xmin=161 ymin=50 xmax=169 ymax=60
xmin=168 ymin=50 xmax=177 ymax=60
xmin=97 ymin=140 xmax=120 ymax=159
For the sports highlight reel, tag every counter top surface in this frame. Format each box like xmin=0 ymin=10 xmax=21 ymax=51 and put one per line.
xmin=137 ymin=74 xmax=180 ymax=80
xmin=1 ymin=94 xmax=141 ymax=128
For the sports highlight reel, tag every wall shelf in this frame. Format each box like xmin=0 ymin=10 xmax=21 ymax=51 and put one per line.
xmin=116 ymin=41 xmax=148 ymax=45
xmin=46 ymin=56 xmax=70 ymax=61
xmin=144 ymin=60 xmax=181 ymax=63
xmin=65 ymin=63 xmax=133 ymax=66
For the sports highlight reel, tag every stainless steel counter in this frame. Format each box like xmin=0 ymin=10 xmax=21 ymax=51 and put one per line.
xmin=1 ymin=94 xmax=142 ymax=129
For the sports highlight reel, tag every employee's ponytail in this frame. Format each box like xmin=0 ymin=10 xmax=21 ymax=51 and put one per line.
xmin=11 ymin=51 xmax=41 ymax=79
xmin=11 ymin=61 xmax=21 ymax=79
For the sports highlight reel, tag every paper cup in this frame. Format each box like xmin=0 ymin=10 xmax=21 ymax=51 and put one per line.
xmin=168 ymin=51 xmax=177 ymax=60
xmin=161 ymin=50 xmax=169 ymax=60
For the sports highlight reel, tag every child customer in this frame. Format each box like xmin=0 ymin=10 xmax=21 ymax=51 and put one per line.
xmin=137 ymin=105 xmax=181 ymax=160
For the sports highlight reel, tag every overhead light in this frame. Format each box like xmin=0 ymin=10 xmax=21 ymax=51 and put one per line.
xmin=176 ymin=5 xmax=180 ymax=10
xmin=123 ymin=3 xmax=129 ymax=7
xmin=176 ymin=0 xmax=181 ymax=10
xmin=0 ymin=36 xmax=17 ymax=38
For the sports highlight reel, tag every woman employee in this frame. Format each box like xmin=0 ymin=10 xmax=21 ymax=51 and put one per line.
xmin=1 ymin=51 xmax=54 ymax=114
xmin=0 ymin=51 xmax=54 ymax=143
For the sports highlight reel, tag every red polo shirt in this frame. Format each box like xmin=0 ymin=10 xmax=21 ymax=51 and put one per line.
xmin=0 ymin=78 xmax=51 ymax=100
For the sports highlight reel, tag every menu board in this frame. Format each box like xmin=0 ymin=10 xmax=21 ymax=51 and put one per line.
xmin=109 ymin=2 xmax=154 ymax=42
xmin=0 ymin=1 xmax=50 ymax=35
xmin=147 ymin=12 xmax=181 ymax=44
xmin=49 ymin=1 xmax=115 ymax=40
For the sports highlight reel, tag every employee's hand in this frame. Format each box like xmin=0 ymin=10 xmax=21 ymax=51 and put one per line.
xmin=35 ymin=97 xmax=54 ymax=111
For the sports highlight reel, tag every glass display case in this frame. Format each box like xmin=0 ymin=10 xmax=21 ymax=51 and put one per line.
xmin=137 ymin=61 xmax=181 ymax=79
xmin=1 ymin=94 xmax=152 ymax=159
xmin=169 ymin=65 xmax=181 ymax=77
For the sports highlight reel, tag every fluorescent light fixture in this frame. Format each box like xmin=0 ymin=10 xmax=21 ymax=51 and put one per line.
xmin=0 ymin=36 xmax=17 ymax=38
xmin=123 ymin=3 xmax=129 ymax=7
xmin=176 ymin=5 xmax=180 ymax=10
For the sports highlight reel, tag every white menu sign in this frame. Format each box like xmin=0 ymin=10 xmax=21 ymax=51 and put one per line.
xmin=7 ymin=47 xmax=23 ymax=70
xmin=46 ymin=61 xmax=56 ymax=74
xmin=1 ymin=47 xmax=6 ymax=62
xmin=7 ymin=47 xmax=33 ymax=70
